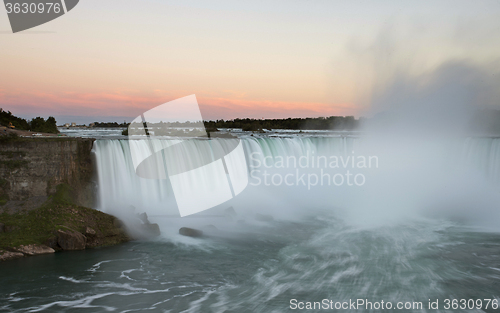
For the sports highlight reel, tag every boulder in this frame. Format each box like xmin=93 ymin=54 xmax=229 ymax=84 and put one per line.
xmin=137 ymin=212 xmax=150 ymax=224
xmin=0 ymin=250 xmax=24 ymax=261
xmin=13 ymin=244 xmax=55 ymax=256
xmin=139 ymin=223 xmax=161 ymax=237
xmin=179 ymin=227 xmax=203 ymax=238
xmin=85 ymin=226 xmax=96 ymax=236
xmin=57 ymin=229 xmax=86 ymax=250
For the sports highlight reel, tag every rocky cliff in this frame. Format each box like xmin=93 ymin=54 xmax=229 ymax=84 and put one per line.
xmin=0 ymin=137 xmax=95 ymax=212
xmin=0 ymin=137 xmax=164 ymax=262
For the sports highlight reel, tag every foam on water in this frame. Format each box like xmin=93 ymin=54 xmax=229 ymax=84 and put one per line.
xmin=1 ymin=215 xmax=500 ymax=312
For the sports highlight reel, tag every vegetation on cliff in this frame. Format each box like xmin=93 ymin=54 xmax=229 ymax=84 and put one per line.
xmin=0 ymin=133 xmax=19 ymax=143
xmin=0 ymin=184 xmax=130 ymax=254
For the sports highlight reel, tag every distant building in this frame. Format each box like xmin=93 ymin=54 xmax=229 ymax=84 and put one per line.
xmin=71 ymin=122 xmax=76 ymax=127
xmin=64 ymin=123 xmax=70 ymax=127
xmin=89 ymin=123 xmax=95 ymax=127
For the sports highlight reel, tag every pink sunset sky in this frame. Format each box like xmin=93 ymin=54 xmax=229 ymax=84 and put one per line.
xmin=1 ymin=0 xmax=500 ymax=124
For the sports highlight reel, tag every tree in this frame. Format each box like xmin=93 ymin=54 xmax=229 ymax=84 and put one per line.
xmin=29 ymin=116 xmax=59 ymax=134
xmin=0 ymin=108 xmax=30 ymax=130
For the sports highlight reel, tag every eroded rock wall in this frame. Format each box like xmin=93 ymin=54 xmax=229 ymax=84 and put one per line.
xmin=0 ymin=138 xmax=95 ymax=212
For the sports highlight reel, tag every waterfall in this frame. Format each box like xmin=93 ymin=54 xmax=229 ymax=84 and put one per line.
xmin=92 ymin=136 xmax=500 ymax=225
xmin=93 ymin=137 xmax=356 ymax=215
xmin=462 ymin=137 xmax=500 ymax=184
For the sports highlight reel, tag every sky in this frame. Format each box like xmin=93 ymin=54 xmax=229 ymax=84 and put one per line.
xmin=1 ymin=0 xmax=500 ymax=124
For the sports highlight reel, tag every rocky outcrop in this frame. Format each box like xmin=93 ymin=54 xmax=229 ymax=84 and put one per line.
xmin=85 ymin=220 xmax=129 ymax=248
xmin=137 ymin=212 xmax=149 ymax=224
xmin=12 ymin=244 xmax=55 ymax=255
xmin=57 ymin=229 xmax=86 ymax=250
xmin=139 ymin=224 xmax=161 ymax=237
xmin=125 ymin=212 xmax=161 ymax=239
xmin=0 ymin=250 xmax=24 ymax=261
xmin=179 ymin=227 xmax=203 ymax=238
xmin=0 ymin=185 xmax=131 ymax=260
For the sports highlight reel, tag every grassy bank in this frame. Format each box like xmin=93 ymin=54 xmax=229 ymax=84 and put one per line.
xmin=0 ymin=184 xmax=129 ymax=250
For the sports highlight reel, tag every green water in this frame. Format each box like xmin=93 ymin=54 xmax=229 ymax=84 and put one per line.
xmin=1 ymin=216 xmax=500 ymax=312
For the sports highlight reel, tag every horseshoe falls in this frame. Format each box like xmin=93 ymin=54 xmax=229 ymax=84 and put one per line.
xmin=92 ymin=137 xmax=359 ymax=218
xmin=2 ymin=135 xmax=500 ymax=312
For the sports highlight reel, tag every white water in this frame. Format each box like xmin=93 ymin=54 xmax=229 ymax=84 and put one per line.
xmin=93 ymin=137 xmax=357 ymax=218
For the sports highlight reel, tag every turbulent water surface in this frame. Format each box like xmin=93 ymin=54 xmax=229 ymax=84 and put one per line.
xmin=1 ymin=218 xmax=500 ymax=312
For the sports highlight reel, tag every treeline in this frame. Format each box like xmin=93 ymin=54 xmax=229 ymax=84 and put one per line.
xmin=123 ymin=116 xmax=359 ymax=131
xmin=204 ymin=116 xmax=359 ymax=131
xmin=0 ymin=108 xmax=59 ymax=134
xmin=93 ymin=122 xmax=129 ymax=128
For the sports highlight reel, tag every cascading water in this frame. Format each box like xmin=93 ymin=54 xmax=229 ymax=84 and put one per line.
xmin=92 ymin=136 xmax=359 ymax=218
xmin=93 ymin=135 xmax=500 ymax=224
xmin=462 ymin=137 xmax=500 ymax=184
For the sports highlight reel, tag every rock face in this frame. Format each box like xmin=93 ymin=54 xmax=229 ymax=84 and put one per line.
xmin=57 ymin=229 xmax=87 ymax=250
xmin=0 ymin=222 xmax=4 ymax=233
xmin=0 ymin=138 xmax=95 ymax=213
xmin=0 ymin=250 xmax=24 ymax=261
xmin=179 ymin=227 xmax=203 ymax=238
xmin=13 ymin=244 xmax=55 ymax=255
